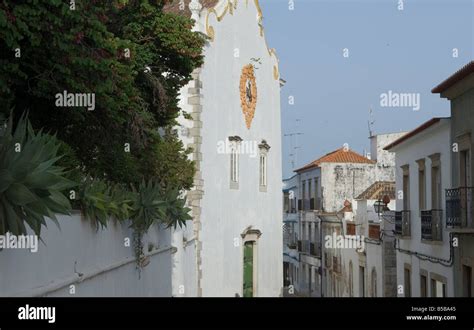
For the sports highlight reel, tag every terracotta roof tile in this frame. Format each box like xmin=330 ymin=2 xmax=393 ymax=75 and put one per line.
xmin=432 ymin=61 xmax=474 ymax=94
xmin=356 ymin=181 xmax=396 ymax=200
xmin=295 ymin=148 xmax=375 ymax=172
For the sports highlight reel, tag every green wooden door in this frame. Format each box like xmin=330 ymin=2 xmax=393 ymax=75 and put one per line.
xmin=243 ymin=242 xmax=254 ymax=297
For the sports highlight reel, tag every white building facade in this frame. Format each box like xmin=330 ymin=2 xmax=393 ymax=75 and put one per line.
xmin=385 ymin=118 xmax=454 ymax=297
xmin=168 ymin=0 xmax=283 ymax=297
xmin=282 ymin=175 xmax=300 ymax=294
xmin=341 ymin=182 xmax=397 ymax=297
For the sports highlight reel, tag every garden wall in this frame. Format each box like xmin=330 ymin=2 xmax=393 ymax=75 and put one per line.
xmin=0 ymin=211 xmax=173 ymax=297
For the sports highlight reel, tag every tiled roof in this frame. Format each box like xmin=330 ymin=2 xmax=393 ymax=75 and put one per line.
xmin=163 ymin=0 xmax=219 ymax=17
xmin=295 ymin=148 xmax=375 ymax=172
xmin=432 ymin=61 xmax=474 ymax=94
xmin=356 ymin=181 xmax=396 ymax=200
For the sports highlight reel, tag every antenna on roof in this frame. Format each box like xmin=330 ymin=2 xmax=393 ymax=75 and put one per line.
xmin=368 ymin=106 xmax=375 ymax=138
xmin=284 ymin=119 xmax=303 ymax=170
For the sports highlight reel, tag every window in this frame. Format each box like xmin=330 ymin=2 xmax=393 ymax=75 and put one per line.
xmin=431 ymin=279 xmax=446 ymax=297
xmin=460 ymin=149 xmax=471 ymax=186
xmin=404 ymin=267 xmax=411 ymax=297
xmin=228 ymin=136 xmax=242 ymax=189
xmin=283 ymin=192 xmax=290 ymax=212
xmin=420 ymin=274 xmax=427 ymax=297
xmin=309 ymin=180 xmax=314 ymax=209
xmin=432 ymin=165 xmax=441 ymax=209
xmin=359 ymin=266 xmax=365 ymax=297
xmin=430 ymin=154 xmax=442 ymax=210
xmin=349 ymin=261 xmax=353 ymax=297
xmin=258 ymin=140 xmax=270 ymax=192
xmin=314 ymin=177 xmax=320 ymax=210
xmin=230 ymin=149 xmax=239 ymax=181
xmin=371 ymin=268 xmax=377 ymax=297
xmin=417 ymin=159 xmax=426 ymax=211
xmin=402 ymin=165 xmax=410 ymax=211
xmin=302 ymin=181 xmax=306 ymax=210
xmin=259 ymin=154 xmax=267 ymax=187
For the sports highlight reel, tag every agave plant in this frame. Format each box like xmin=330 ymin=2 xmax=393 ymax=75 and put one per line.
xmin=78 ymin=179 xmax=111 ymax=229
xmin=0 ymin=114 xmax=76 ymax=236
xmin=130 ymin=180 xmax=166 ymax=232
xmin=160 ymin=188 xmax=192 ymax=229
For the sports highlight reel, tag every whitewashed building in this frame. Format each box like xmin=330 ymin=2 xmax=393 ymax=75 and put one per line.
xmin=282 ymin=175 xmax=300 ymax=294
xmin=341 ymin=182 xmax=397 ymax=297
xmin=167 ymin=0 xmax=283 ymax=297
xmin=290 ymin=133 xmax=405 ymax=297
xmin=0 ymin=0 xmax=283 ymax=298
xmin=432 ymin=61 xmax=474 ymax=297
xmin=385 ymin=118 xmax=454 ymax=297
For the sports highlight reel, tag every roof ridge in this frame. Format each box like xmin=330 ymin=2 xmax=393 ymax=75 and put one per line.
xmin=295 ymin=147 xmax=375 ymax=173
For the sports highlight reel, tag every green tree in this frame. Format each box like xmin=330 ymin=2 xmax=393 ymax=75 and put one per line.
xmin=0 ymin=0 xmax=205 ymax=190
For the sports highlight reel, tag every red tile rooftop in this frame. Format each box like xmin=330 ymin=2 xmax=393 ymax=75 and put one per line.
xmin=295 ymin=148 xmax=375 ymax=173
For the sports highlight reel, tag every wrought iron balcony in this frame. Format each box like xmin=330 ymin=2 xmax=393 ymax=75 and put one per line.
xmin=394 ymin=210 xmax=411 ymax=237
xmin=310 ymin=242 xmax=321 ymax=257
xmin=446 ymin=187 xmax=474 ymax=229
xmin=421 ymin=209 xmax=443 ymax=241
xmin=302 ymin=239 xmax=310 ymax=254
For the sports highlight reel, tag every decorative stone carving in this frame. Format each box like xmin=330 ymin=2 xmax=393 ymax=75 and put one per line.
xmin=239 ymin=64 xmax=258 ymax=129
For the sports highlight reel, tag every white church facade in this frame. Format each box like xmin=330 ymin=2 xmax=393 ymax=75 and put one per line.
xmin=166 ymin=0 xmax=284 ymax=297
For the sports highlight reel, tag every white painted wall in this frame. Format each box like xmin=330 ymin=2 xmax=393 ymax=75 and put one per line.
xmin=174 ymin=0 xmax=283 ymax=297
xmin=340 ymin=199 xmax=396 ymax=297
xmin=390 ymin=119 xmax=454 ymax=297
xmin=199 ymin=1 xmax=282 ymax=297
xmin=0 ymin=212 xmax=173 ymax=297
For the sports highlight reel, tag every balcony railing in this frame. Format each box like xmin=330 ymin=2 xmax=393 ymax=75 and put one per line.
xmin=310 ymin=242 xmax=321 ymax=257
xmin=446 ymin=187 xmax=474 ymax=228
xmin=302 ymin=239 xmax=311 ymax=254
xmin=394 ymin=210 xmax=411 ymax=237
xmin=421 ymin=209 xmax=443 ymax=241
xmin=303 ymin=199 xmax=310 ymax=211
xmin=286 ymin=233 xmax=297 ymax=249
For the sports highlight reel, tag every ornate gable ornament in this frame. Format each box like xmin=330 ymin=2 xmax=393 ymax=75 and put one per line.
xmin=239 ymin=64 xmax=258 ymax=129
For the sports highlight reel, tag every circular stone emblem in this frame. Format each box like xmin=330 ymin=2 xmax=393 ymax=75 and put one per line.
xmin=239 ymin=64 xmax=258 ymax=129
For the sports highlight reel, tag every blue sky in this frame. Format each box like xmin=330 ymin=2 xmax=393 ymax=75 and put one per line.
xmin=259 ymin=0 xmax=473 ymax=178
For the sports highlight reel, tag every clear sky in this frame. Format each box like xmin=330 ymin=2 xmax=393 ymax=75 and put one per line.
xmin=259 ymin=0 xmax=473 ymax=179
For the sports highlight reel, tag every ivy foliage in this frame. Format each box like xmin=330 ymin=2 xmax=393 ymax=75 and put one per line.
xmin=0 ymin=0 xmax=205 ymax=189
xmin=0 ymin=1 xmax=203 ymax=239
